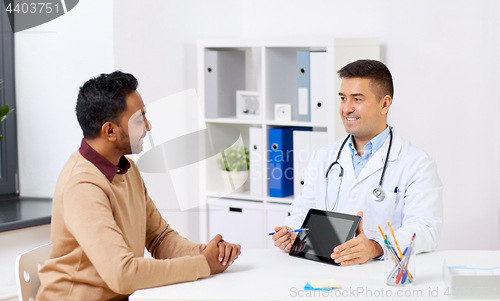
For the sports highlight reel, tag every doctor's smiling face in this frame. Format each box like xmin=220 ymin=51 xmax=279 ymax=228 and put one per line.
xmin=337 ymin=60 xmax=393 ymax=150
xmin=339 ymin=77 xmax=391 ymax=148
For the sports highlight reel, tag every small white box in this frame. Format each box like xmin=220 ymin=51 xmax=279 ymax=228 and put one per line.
xmin=443 ymin=259 xmax=500 ymax=299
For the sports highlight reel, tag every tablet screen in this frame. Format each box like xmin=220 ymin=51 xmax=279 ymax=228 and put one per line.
xmin=289 ymin=209 xmax=361 ymax=265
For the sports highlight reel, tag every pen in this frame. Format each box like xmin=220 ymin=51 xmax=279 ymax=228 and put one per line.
xmin=377 ymin=225 xmax=385 ymax=239
xmin=401 ymin=233 xmax=416 ymax=258
xmin=401 ymin=234 xmax=416 ymax=284
xmin=387 ymin=221 xmax=403 ymax=259
xmin=268 ymin=228 xmax=309 ymax=235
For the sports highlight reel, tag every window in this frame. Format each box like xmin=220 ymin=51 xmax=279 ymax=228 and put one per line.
xmin=0 ymin=7 xmax=18 ymax=195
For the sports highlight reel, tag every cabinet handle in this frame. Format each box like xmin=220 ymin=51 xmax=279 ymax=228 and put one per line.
xmin=229 ymin=207 xmax=242 ymax=213
xmin=317 ymin=102 xmax=322 ymax=107
xmin=300 ymin=180 xmax=304 ymax=185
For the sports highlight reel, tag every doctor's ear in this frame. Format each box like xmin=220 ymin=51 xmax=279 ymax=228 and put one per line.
xmin=381 ymin=95 xmax=392 ymax=114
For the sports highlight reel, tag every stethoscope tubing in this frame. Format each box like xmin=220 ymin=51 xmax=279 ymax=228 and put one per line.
xmin=324 ymin=127 xmax=393 ymax=211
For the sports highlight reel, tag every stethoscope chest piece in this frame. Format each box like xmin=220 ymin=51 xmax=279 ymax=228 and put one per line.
xmin=372 ymin=186 xmax=385 ymax=201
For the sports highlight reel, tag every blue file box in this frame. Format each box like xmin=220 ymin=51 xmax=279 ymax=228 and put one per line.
xmin=268 ymin=128 xmax=295 ymax=197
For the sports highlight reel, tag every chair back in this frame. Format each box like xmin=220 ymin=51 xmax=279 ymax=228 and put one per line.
xmin=15 ymin=243 xmax=51 ymax=301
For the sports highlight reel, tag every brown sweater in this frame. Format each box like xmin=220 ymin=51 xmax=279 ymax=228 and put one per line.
xmin=37 ymin=147 xmax=210 ymax=301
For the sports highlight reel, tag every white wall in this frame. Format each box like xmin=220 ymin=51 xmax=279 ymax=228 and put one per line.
xmin=16 ymin=0 xmax=115 ymax=197
xmin=239 ymin=0 xmax=500 ymax=250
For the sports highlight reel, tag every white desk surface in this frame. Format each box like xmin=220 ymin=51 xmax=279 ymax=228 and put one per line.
xmin=130 ymin=249 xmax=500 ymax=301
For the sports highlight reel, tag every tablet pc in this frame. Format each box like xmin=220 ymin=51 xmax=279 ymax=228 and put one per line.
xmin=289 ymin=209 xmax=361 ymax=265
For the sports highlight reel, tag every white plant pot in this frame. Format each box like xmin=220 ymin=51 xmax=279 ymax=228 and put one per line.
xmin=221 ymin=170 xmax=249 ymax=193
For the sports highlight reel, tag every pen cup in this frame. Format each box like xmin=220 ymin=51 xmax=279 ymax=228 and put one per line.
xmin=384 ymin=241 xmax=415 ymax=287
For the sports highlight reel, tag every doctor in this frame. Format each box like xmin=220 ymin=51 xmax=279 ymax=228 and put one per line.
xmin=271 ymin=59 xmax=443 ymax=266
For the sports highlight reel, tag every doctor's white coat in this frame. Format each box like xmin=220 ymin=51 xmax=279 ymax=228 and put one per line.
xmin=284 ymin=130 xmax=443 ymax=255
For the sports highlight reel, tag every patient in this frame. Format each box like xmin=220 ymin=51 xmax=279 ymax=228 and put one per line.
xmin=36 ymin=71 xmax=241 ymax=301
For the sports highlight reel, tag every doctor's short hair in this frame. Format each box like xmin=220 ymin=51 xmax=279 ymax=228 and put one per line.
xmin=76 ymin=71 xmax=138 ymax=139
xmin=337 ymin=59 xmax=394 ymax=100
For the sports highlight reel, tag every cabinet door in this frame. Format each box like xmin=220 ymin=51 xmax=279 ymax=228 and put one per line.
xmin=208 ymin=198 xmax=263 ymax=248
xmin=266 ymin=202 xmax=291 ymax=248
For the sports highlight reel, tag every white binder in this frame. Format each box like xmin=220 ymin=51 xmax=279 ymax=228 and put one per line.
xmin=310 ymin=51 xmax=328 ymax=124
xmin=297 ymin=51 xmax=311 ymax=122
xmin=293 ymin=131 xmax=328 ymax=197
xmin=249 ymin=127 xmax=263 ymax=197
xmin=204 ymin=50 xmax=245 ymax=118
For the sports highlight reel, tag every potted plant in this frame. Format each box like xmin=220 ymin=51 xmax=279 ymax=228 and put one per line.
xmin=215 ymin=142 xmax=250 ymax=193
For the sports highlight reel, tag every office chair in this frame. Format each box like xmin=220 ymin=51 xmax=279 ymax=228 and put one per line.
xmin=15 ymin=243 xmax=51 ymax=301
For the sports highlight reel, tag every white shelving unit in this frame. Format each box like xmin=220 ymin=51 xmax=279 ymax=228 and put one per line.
xmin=197 ymin=38 xmax=379 ymax=247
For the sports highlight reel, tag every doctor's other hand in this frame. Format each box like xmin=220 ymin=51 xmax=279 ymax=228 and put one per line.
xmin=272 ymin=226 xmax=296 ymax=252
xmin=330 ymin=211 xmax=383 ymax=266
xmin=201 ymin=234 xmax=241 ymax=274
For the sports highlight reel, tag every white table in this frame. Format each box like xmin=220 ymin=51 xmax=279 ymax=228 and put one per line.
xmin=130 ymin=249 xmax=500 ymax=301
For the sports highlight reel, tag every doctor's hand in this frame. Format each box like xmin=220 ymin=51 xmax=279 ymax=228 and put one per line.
xmin=330 ymin=211 xmax=383 ymax=266
xmin=272 ymin=226 xmax=296 ymax=252
xmin=201 ymin=234 xmax=241 ymax=274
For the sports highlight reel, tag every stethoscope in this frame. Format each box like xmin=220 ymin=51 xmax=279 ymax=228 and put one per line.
xmin=324 ymin=127 xmax=393 ymax=211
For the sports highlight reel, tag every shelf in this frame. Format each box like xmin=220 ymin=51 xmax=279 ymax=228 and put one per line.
xmin=266 ymin=120 xmax=327 ymax=128
xmin=0 ymin=196 xmax=52 ymax=232
xmin=198 ymin=38 xmax=380 ymax=244
xmin=207 ymin=192 xmax=295 ymax=205
xmin=206 ymin=190 xmax=264 ymax=202
xmin=265 ymin=196 xmax=295 ymax=205
xmin=205 ymin=117 xmax=263 ymax=125
xmin=205 ymin=117 xmax=327 ymax=128
xmin=198 ymin=38 xmax=338 ymax=48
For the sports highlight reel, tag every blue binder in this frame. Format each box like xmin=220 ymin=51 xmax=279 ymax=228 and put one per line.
xmin=297 ymin=51 xmax=311 ymax=122
xmin=269 ymin=128 xmax=294 ymax=197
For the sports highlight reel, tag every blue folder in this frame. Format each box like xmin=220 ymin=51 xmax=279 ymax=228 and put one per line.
xmin=269 ymin=128 xmax=294 ymax=197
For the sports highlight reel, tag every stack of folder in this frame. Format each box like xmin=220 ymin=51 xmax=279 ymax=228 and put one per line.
xmin=297 ymin=51 xmax=327 ymax=124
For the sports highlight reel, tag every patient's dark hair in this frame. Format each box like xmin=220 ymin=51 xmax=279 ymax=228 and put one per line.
xmin=337 ymin=59 xmax=393 ymax=100
xmin=76 ymin=71 xmax=138 ymax=139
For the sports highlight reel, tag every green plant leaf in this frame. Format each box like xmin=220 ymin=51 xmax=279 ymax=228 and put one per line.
xmin=0 ymin=105 xmax=9 ymax=118
xmin=0 ymin=135 xmax=3 ymax=141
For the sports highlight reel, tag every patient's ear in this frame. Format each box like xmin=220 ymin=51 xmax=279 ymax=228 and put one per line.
xmin=101 ymin=122 xmax=118 ymax=142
